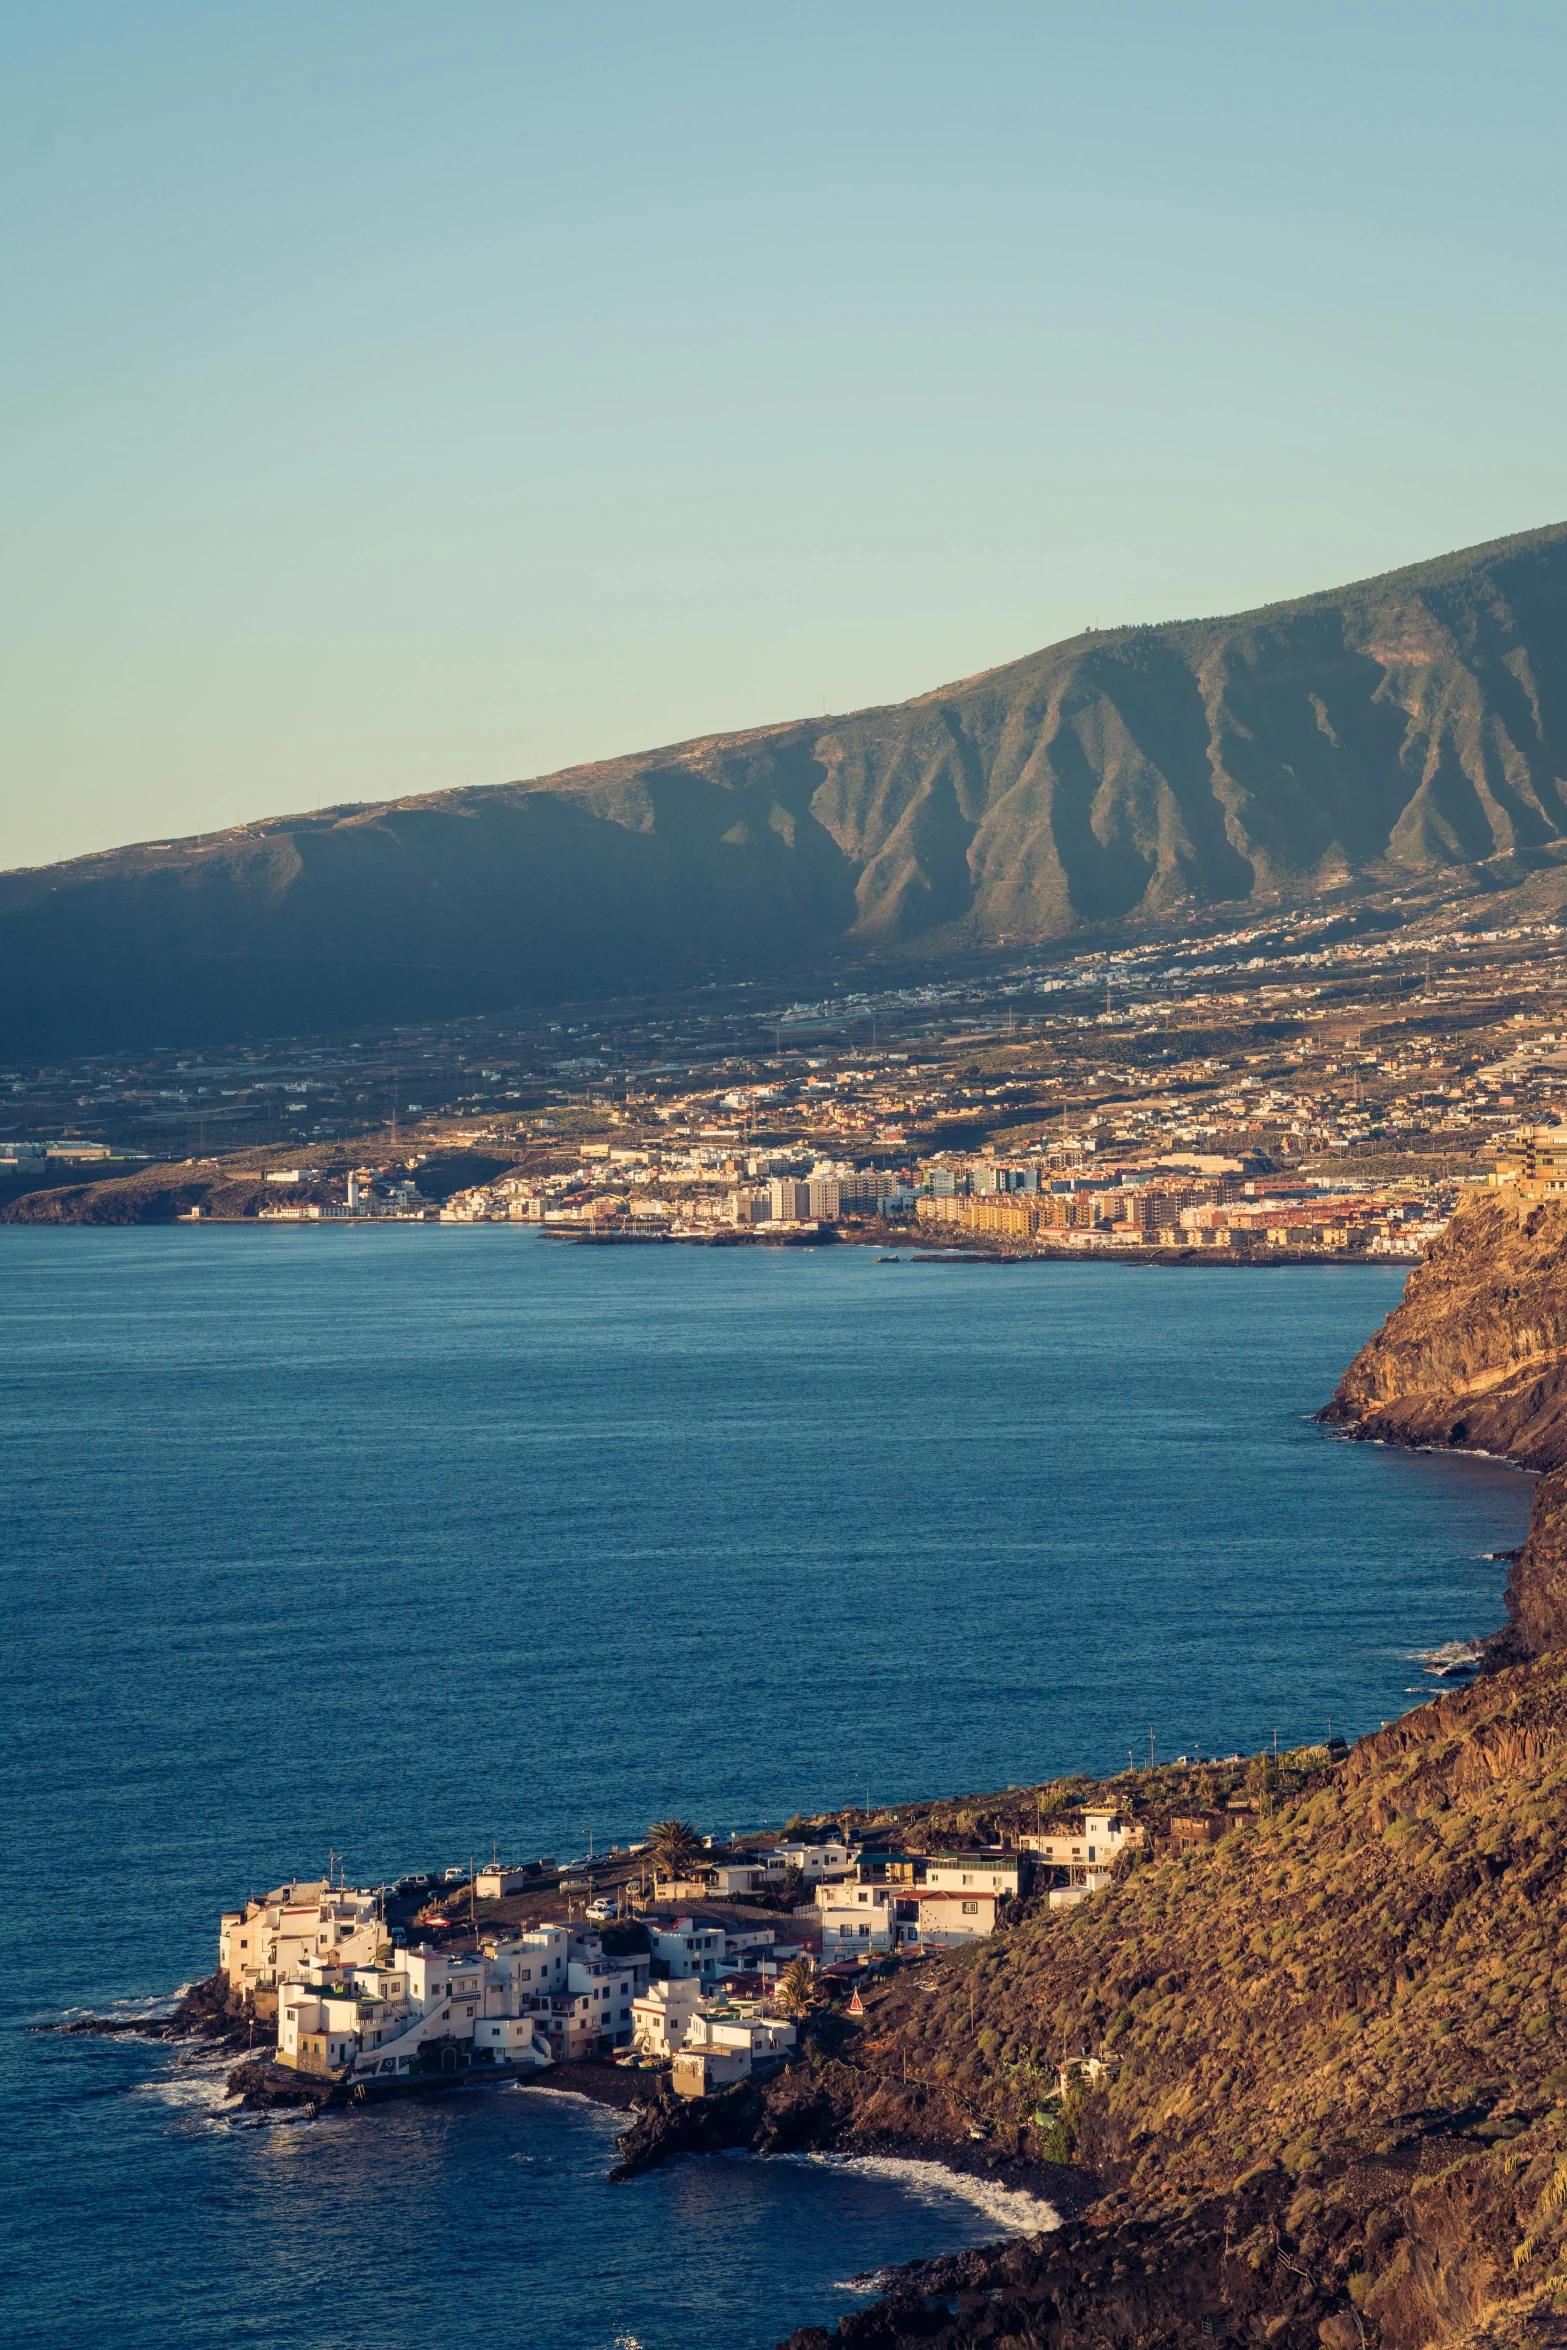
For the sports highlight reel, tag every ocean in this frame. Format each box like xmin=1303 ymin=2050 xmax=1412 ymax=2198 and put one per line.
xmin=0 ymin=1230 xmax=1533 ymax=2348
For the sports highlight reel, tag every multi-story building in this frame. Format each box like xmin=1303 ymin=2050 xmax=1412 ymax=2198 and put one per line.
xmin=769 ymin=1177 xmax=813 ymax=1222
xmin=640 ymin=1913 xmax=728 ymax=1980
xmin=969 ymin=1196 xmax=1039 ymax=1238
xmin=631 ymin=1977 xmax=707 ymax=2055
xmin=274 ymin=1925 xmax=574 ymax=2084
xmin=1020 ymin=1807 xmax=1143 ymax=1905
xmin=814 ymin=1881 xmax=914 ymax=1957
xmin=1495 ymin=1125 xmax=1567 ymax=1198
xmin=220 ymin=1881 xmax=386 ymax=2003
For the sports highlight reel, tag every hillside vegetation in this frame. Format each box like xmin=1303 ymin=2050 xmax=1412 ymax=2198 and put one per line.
xmin=687 ymin=1188 xmax=1567 ymax=2346
xmin=741 ymin=1654 xmax=1567 ymax=2350
xmin=9 ymin=521 xmax=1567 ymax=1055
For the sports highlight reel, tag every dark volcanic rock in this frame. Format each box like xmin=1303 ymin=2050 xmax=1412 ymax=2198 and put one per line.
xmin=1325 ymin=1190 xmax=1567 ymax=1660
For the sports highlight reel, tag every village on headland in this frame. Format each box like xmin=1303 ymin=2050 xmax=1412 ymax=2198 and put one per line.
xmin=131 ymin=1745 xmax=1353 ymax=2127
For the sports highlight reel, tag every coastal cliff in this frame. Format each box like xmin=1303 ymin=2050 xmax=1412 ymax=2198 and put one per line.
xmin=1325 ymin=1189 xmax=1567 ymax=1660
xmin=741 ymin=1190 xmax=1567 ymax=2346
xmin=744 ymin=1654 xmax=1567 ymax=2349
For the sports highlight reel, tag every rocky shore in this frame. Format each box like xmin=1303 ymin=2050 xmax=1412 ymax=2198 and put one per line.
xmin=56 ymin=1969 xmax=256 ymax=2053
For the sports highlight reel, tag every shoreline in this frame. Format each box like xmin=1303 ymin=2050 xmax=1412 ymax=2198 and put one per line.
xmin=0 ymin=1218 xmax=1409 ymax=1270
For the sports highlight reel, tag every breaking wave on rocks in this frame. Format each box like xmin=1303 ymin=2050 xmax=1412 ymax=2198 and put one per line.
xmin=1413 ymin=1637 xmax=1485 ymax=1676
xmin=782 ymin=2151 xmax=1060 ymax=2239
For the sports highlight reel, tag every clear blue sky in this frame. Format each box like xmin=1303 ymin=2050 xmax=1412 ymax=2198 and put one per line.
xmin=5 ymin=1 xmax=1567 ymax=869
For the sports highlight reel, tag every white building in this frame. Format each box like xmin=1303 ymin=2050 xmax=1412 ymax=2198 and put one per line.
xmin=1019 ymin=1809 xmax=1142 ymax=1870
xmin=766 ymin=1840 xmax=857 ymax=1884
xmin=275 ymin=1925 xmax=573 ymax=2083
xmin=814 ymin=1882 xmax=914 ymax=1958
xmin=706 ymin=1860 xmax=767 ymax=1896
xmin=916 ymin=1891 xmax=999 ymax=1947
xmin=631 ymin=1978 xmax=707 ymax=2056
xmin=684 ymin=2007 xmax=796 ymax=2065
xmin=475 ymin=1865 xmax=532 ymax=1898
xmin=918 ymin=1854 xmax=1029 ymax=1899
xmin=642 ymin=1914 xmax=727 ymax=1980
xmin=220 ymin=1882 xmax=386 ymax=1999
xmin=1019 ymin=1809 xmax=1141 ymax=1906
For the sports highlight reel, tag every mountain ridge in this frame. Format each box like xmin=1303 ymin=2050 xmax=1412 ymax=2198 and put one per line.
xmin=10 ymin=519 xmax=1567 ymax=1056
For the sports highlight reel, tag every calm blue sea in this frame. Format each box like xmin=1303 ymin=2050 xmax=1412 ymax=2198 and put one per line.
xmin=0 ymin=1231 xmax=1533 ymax=2349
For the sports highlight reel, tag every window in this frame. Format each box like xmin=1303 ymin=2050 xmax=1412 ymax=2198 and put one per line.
xmin=962 ymin=1901 xmax=979 ymax=1915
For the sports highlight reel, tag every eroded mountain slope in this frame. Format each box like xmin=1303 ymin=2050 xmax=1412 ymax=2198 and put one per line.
xmin=9 ymin=522 xmax=1567 ymax=1053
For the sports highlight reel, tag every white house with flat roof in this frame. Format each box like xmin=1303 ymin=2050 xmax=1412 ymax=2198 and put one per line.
xmin=814 ymin=1882 xmax=916 ymax=1957
xmin=642 ymin=1914 xmax=727 ymax=1980
xmin=766 ymin=1840 xmax=857 ymax=1883
xmin=631 ymin=1977 xmax=706 ymax=2055
xmin=918 ymin=1853 xmax=1029 ymax=1899
xmin=916 ymin=1891 xmax=999 ymax=1947
xmin=1019 ymin=1810 xmax=1141 ymax=1869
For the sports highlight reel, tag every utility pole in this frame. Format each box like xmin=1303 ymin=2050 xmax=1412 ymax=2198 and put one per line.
xmin=1148 ymin=1727 xmax=1156 ymax=1770
xmin=470 ymin=1858 xmax=476 ymax=1933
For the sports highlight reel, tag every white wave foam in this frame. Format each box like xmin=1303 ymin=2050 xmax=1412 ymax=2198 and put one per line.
xmin=508 ymin=2083 xmax=621 ymax=2125
xmin=128 ymin=2067 xmax=242 ymax=2125
xmin=48 ymin=1981 xmax=195 ymax=2030
xmin=842 ymin=2153 xmax=1061 ymax=2236
xmin=1410 ymin=1638 xmax=1484 ymax=1676
xmin=778 ymin=2150 xmax=1059 ymax=2238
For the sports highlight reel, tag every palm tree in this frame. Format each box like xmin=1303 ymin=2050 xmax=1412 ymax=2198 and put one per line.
xmin=647 ymin=1818 xmax=704 ymax=1884
xmin=775 ymin=1958 xmax=819 ymax=2020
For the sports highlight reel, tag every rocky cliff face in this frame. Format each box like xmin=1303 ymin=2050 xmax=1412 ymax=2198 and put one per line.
xmin=9 ymin=520 xmax=1567 ymax=1055
xmin=1325 ymin=1189 xmax=1567 ymax=1660
xmin=745 ymin=1195 xmax=1567 ymax=2349
xmin=748 ymin=1654 xmax=1567 ymax=2350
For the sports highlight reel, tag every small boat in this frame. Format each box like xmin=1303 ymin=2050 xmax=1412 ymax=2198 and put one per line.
xmin=874 ymin=1255 xmax=903 ymax=1264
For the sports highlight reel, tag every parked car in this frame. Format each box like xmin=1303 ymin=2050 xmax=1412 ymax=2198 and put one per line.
xmin=585 ymin=1896 xmax=617 ymax=1922
xmin=442 ymin=1866 xmax=467 ymax=1883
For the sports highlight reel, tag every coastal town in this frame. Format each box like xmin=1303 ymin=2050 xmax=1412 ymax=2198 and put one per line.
xmin=211 ymin=1790 xmax=1259 ymax=2106
xmin=9 ymin=901 xmax=1567 ymax=1251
